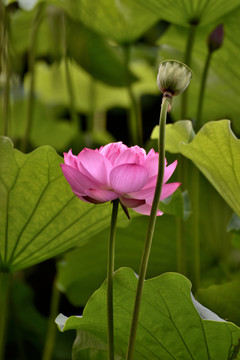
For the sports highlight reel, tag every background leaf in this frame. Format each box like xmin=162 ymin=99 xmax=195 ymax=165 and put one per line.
xmin=138 ymin=0 xmax=240 ymax=27
xmin=151 ymin=120 xmax=195 ymax=153
xmin=179 ymin=120 xmax=240 ymax=217
xmin=49 ymin=0 xmax=160 ymax=44
xmin=157 ymin=7 xmax=240 ymax=134
xmin=197 ymin=280 xmax=240 ymax=327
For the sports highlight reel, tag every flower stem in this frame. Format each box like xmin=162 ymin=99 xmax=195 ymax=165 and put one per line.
xmin=0 ymin=271 xmax=10 ymax=360
xmin=196 ymin=50 xmax=212 ymax=130
xmin=126 ymin=95 xmax=170 ymax=360
xmin=41 ymin=278 xmax=61 ymax=360
xmin=107 ymin=198 xmax=119 ymax=360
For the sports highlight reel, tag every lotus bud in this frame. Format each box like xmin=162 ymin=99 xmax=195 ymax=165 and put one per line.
xmin=207 ymin=24 xmax=224 ymax=53
xmin=157 ymin=60 xmax=192 ymax=97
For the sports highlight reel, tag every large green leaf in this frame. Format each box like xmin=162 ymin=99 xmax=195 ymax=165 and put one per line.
xmin=157 ymin=7 xmax=240 ymax=134
xmin=0 ymin=137 xmax=113 ymax=272
xmin=152 ymin=120 xmax=240 ymax=217
xmin=56 ymin=267 xmax=240 ymax=360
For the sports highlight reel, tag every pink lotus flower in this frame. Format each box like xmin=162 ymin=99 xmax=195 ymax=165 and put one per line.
xmin=61 ymin=142 xmax=180 ymax=216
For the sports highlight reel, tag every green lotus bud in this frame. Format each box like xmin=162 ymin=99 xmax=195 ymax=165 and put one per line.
xmin=157 ymin=60 xmax=192 ymax=96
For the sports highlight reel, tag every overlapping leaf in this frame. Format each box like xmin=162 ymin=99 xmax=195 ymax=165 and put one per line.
xmin=0 ymin=137 xmax=113 ymax=271
xmin=56 ymin=267 xmax=240 ymax=360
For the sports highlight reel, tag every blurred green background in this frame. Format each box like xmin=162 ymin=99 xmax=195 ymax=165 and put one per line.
xmin=1 ymin=0 xmax=240 ymax=359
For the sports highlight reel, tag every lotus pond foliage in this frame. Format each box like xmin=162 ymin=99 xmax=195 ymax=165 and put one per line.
xmin=1 ymin=1 xmax=240 ymax=360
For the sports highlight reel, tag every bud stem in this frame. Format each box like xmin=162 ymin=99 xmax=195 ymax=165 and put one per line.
xmin=126 ymin=95 xmax=171 ymax=360
xmin=196 ymin=51 xmax=212 ymax=129
xmin=181 ymin=23 xmax=197 ymax=119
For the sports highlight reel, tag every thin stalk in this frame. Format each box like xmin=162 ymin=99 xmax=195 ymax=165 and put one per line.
xmin=181 ymin=23 xmax=198 ymax=119
xmin=1 ymin=5 xmax=10 ymax=137
xmin=3 ymin=62 xmax=10 ymax=137
xmin=62 ymin=14 xmax=80 ymax=131
xmin=0 ymin=272 xmax=10 ymax=360
xmin=189 ymin=50 xmax=212 ymax=291
xmin=175 ymin=154 xmax=187 ymax=276
xmin=126 ymin=96 xmax=171 ymax=360
xmin=176 ymin=218 xmax=187 ymax=273
xmin=21 ymin=3 xmax=45 ymax=152
xmin=177 ymin=22 xmax=197 ymax=279
xmin=107 ymin=199 xmax=119 ymax=360
xmin=196 ymin=51 xmax=212 ymax=130
xmin=42 ymin=278 xmax=61 ymax=360
xmin=190 ymin=165 xmax=200 ymax=291
xmin=124 ymin=45 xmax=143 ymax=146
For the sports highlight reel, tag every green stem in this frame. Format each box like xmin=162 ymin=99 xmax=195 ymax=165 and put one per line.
xmin=176 ymin=218 xmax=187 ymax=275
xmin=176 ymin=154 xmax=187 ymax=276
xmin=0 ymin=272 xmax=10 ymax=360
xmin=189 ymin=50 xmax=212 ymax=292
xmin=190 ymin=165 xmax=200 ymax=292
xmin=178 ymin=22 xmax=198 ymax=280
xmin=181 ymin=23 xmax=198 ymax=119
xmin=1 ymin=5 xmax=10 ymax=137
xmin=107 ymin=199 xmax=119 ymax=360
xmin=3 ymin=62 xmax=10 ymax=137
xmin=21 ymin=3 xmax=45 ymax=152
xmin=124 ymin=45 xmax=143 ymax=146
xmin=41 ymin=278 xmax=61 ymax=360
xmin=196 ymin=50 xmax=212 ymax=130
xmin=62 ymin=14 xmax=80 ymax=131
xmin=126 ymin=96 xmax=170 ymax=360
